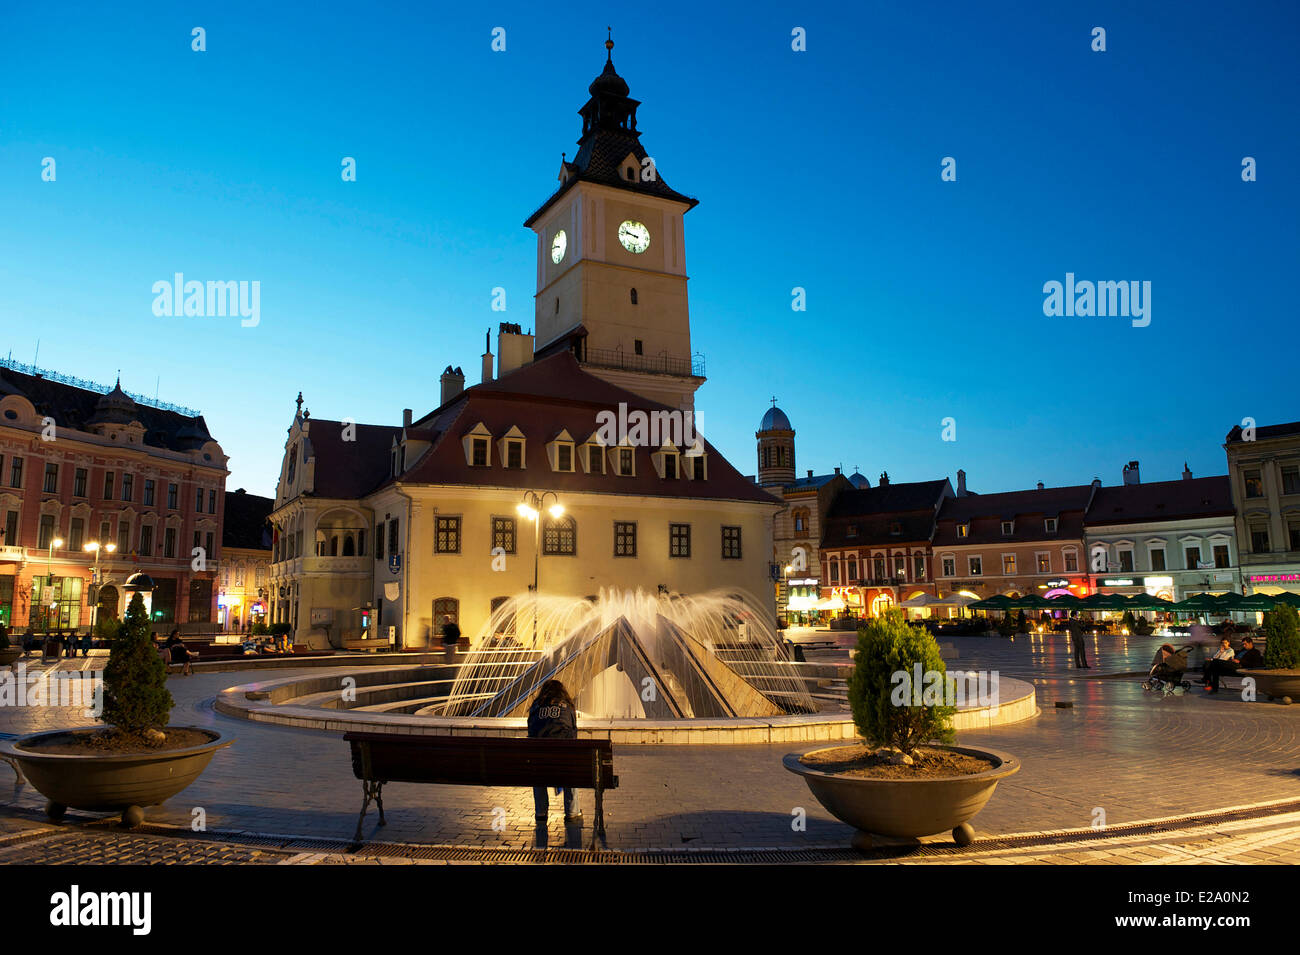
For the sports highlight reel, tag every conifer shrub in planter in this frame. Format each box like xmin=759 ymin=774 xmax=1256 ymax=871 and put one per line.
xmin=1242 ymin=604 xmax=1300 ymax=702
xmin=784 ymin=610 xmax=1019 ymax=847
xmin=0 ymin=594 xmax=234 ymax=826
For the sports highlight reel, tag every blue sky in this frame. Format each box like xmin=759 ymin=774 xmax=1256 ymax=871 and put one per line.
xmin=1 ymin=1 xmax=1296 ymax=498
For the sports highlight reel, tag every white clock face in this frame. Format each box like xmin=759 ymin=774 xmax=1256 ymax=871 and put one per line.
xmin=551 ymin=230 xmax=567 ymax=264
xmin=618 ymin=220 xmax=650 ymax=254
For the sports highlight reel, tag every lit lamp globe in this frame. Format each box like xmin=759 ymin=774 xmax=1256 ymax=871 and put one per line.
xmin=123 ymin=573 xmax=157 ymax=620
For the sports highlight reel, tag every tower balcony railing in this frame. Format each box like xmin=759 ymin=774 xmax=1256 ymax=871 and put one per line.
xmin=580 ymin=348 xmax=705 ymax=379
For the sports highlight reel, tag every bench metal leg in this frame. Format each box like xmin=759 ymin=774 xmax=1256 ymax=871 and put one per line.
xmin=353 ymin=779 xmax=385 ymax=843
xmin=591 ymin=785 xmax=606 ymax=850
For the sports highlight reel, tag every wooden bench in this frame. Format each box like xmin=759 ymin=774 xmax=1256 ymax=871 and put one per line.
xmin=343 ymin=732 xmax=618 ymax=848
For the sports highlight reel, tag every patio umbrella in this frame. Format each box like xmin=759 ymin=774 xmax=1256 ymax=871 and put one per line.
xmin=899 ymin=593 xmax=941 ymax=608
xmin=1233 ymin=593 xmax=1277 ymax=612
xmin=1045 ymin=593 xmax=1084 ymax=610
xmin=1266 ymin=592 xmax=1300 ymax=609
xmin=968 ymin=595 xmax=1012 ymax=611
xmin=1012 ymin=593 xmax=1051 ymax=610
xmin=1175 ymin=593 xmax=1225 ymax=614
xmin=1082 ymin=592 xmax=1125 ymax=611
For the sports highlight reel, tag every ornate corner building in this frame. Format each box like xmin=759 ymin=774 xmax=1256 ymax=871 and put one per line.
xmin=0 ymin=361 xmax=227 ymax=631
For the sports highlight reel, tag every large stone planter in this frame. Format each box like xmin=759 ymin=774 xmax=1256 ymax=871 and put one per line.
xmin=0 ymin=726 xmax=234 ymax=827
xmin=1239 ymin=669 xmax=1300 ymax=703
xmin=784 ymin=743 xmax=1019 ymax=847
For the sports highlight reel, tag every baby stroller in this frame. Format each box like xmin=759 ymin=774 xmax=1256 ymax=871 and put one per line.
xmin=1142 ymin=644 xmax=1192 ymax=695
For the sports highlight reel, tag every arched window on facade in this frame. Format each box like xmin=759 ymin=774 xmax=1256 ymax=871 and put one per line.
xmin=434 ymin=597 xmax=459 ymax=627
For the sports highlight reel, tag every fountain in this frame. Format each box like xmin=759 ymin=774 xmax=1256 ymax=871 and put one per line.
xmin=441 ymin=589 xmax=818 ymax=720
xmin=216 ymin=588 xmax=1037 ymax=744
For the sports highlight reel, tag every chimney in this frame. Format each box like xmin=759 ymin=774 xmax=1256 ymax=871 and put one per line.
xmin=1182 ymin=462 xmax=1193 ymax=481
xmin=834 ymin=466 xmax=841 ymax=475
xmin=879 ymin=471 xmax=890 ymax=486
xmin=481 ymin=329 xmax=494 ymax=384
xmin=1036 ymin=481 xmax=1044 ymax=490
xmin=807 ymin=469 xmax=813 ymax=479
xmin=402 ymin=408 xmax=412 ymax=428
xmin=1091 ymin=477 xmax=1101 ymax=488
xmin=956 ymin=469 xmax=966 ymax=496
xmin=497 ymin=322 xmax=535 ymax=378
xmin=1123 ymin=460 xmax=1140 ymax=485
xmin=440 ymin=365 xmax=464 ymax=405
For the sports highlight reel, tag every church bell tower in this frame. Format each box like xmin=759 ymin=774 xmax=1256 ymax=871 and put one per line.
xmin=525 ymin=34 xmax=704 ymax=411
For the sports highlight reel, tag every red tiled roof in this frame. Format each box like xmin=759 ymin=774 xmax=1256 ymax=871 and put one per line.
xmin=1085 ymin=476 xmax=1234 ymax=526
xmin=387 ymin=352 xmax=776 ymax=506
xmin=821 ymin=480 xmax=952 ymax=549
xmin=303 ymin=419 xmax=402 ymax=499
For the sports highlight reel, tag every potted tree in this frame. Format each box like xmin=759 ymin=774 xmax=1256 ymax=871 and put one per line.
xmin=784 ymin=609 xmax=1019 ymax=849
xmin=1240 ymin=604 xmax=1300 ymax=703
xmin=0 ymin=593 xmax=234 ymax=826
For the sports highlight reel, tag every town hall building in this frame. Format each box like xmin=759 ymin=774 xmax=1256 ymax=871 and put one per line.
xmin=267 ymin=41 xmax=780 ymax=648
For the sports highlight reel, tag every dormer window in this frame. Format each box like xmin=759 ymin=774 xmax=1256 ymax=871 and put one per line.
xmin=581 ymin=441 xmax=606 ymax=475
xmin=957 ymin=523 xmax=969 ymax=538
xmin=497 ymin=425 xmax=526 ymax=470
xmin=685 ymin=451 xmax=707 ymax=481
xmin=846 ymin=524 xmax=858 ymax=538
xmin=547 ymin=431 xmax=576 ymax=473
xmin=889 ymin=522 xmax=902 ymax=536
xmin=616 ymin=446 xmax=635 ymax=477
xmin=1001 ymin=521 xmax=1014 ymax=535
xmin=462 ymin=422 xmax=493 ymax=467
xmin=653 ymin=445 xmax=680 ymax=480
xmin=1045 ymin=518 xmax=1058 ymax=533
xmin=625 ymin=165 xmax=636 ymax=181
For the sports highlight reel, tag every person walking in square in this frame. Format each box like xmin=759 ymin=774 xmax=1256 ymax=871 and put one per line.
xmin=527 ymin=679 xmax=582 ymax=825
xmin=1067 ymin=612 xmax=1090 ymax=669
xmin=439 ymin=615 xmax=461 ymax=660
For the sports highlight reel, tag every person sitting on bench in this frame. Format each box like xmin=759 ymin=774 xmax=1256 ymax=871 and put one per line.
xmin=164 ymin=629 xmax=194 ymax=676
xmin=1202 ymin=637 xmax=1237 ymax=691
xmin=527 ymin=680 xmax=582 ymax=825
xmin=1204 ymin=636 xmax=1263 ymax=694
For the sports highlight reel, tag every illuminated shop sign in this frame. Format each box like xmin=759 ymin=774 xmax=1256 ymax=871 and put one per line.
xmin=1045 ymin=579 xmax=1070 ymax=588
xmin=1249 ymin=574 xmax=1300 ymax=583
xmin=1143 ymin=576 xmax=1173 ymax=587
xmin=1101 ymin=578 xmax=1135 ymax=587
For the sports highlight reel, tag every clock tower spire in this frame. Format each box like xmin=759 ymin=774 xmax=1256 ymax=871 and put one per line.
xmin=524 ymin=36 xmax=703 ymax=411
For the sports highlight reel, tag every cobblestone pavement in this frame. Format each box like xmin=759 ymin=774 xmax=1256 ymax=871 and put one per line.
xmin=2 ymin=634 xmax=1298 ymax=861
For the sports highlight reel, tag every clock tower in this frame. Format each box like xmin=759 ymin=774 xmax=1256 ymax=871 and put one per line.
xmin=525 ymin=35 xmax=704 ymax=411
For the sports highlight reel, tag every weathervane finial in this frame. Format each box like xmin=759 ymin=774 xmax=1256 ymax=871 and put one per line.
xmin=605 ymin=26 xmax=614 ymax=58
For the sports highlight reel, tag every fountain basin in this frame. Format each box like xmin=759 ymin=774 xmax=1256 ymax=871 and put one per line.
xmin=214 ymin=668 xmax=1036 ymax=745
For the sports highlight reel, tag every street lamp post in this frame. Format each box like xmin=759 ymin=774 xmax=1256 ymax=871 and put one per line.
xmin=41 ymin=537 xmax=64 ymax=630
xmin=84 ymin=540 xmax=118 ymax=640
xmin=516 ymin=490 xmax=564 ymax=645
